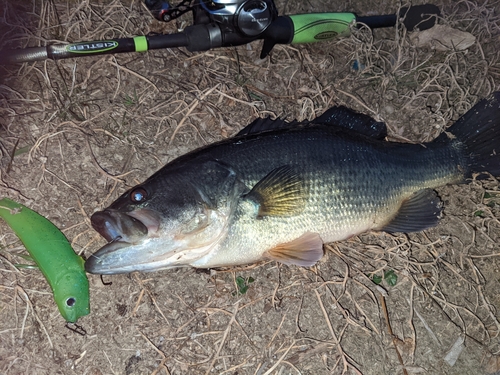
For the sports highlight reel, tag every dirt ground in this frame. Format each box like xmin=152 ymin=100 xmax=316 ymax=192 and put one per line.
xmin=1 ymin=0 xmax=500 ymax=374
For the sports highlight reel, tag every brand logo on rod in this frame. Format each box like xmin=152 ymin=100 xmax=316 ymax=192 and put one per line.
xmin=314 ymin=31 xmax=338 ymax=40
xmin=67 ymin=41 xmax=119 ymax=53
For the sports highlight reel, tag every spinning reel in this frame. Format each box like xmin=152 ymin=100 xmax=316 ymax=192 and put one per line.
xmin=145 ymin=0 xmax=277 ymax=37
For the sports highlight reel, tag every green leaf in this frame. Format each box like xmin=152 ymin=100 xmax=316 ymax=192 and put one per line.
xmin=234 ymin=276 xmax=255 ymax=295
xmin=240 ymin=285 xmax=249 ymax=294
xmin=14 ymin=145 xmax=31 ymax=156
xmin=384 ymin=270 xmax=398 ymax=286
xmin=372 ymin=274 xmax=383 ymax=285
xmin=236 ymin=276 xmax=245 ymax=288
xmin=248 ymin=92 xmax=263 ymax=101
xmin=474 ymin=210 xmax=485 ymax=217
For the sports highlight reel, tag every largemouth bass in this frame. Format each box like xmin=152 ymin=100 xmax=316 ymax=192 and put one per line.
xmin=85 ymin=92 xmax=500 ymax=274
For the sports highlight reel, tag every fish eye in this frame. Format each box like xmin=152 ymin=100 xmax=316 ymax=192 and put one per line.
xmin=130 ymin=187 xmax=148 ymax=203
xmin=66 ymin=297 xmax=76 ymax=307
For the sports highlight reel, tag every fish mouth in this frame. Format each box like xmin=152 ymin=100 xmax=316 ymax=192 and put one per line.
xmin=86 ymin=205 xmax=232 ymax=274
xmin=90 ymin=208 xmax=161 ymax=243
xmin=85 ymin=208 xmax=161 ymax=274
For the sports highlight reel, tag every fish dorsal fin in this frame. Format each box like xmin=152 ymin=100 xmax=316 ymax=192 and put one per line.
xmin=236 ymin=106 xmax=386 ymax=139
xmin=236 ymin=117 xmax=301 ymax=136
xmin=245 ymin=165 xmax=306 ymax=217
xmin=265 ymin=232 xmax=324 ymax=267
xmin=313 ymin=106 xmax=387 ymax=140
xmin=381 ymin=189 xmax=443 ymax=233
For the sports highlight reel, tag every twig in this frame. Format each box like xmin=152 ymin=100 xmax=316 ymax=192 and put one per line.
xmin=15 ymin=286 xmax=53 ymax=348
xmin=379 ymin=293 xmax=408 ymax=375
xmin=205 ymin=301 xmax=240 ymax=375
xmin=314 ymin=289 xmax=361 ymax=375
xmin=137 ymin=329 xmax=172 ymax=375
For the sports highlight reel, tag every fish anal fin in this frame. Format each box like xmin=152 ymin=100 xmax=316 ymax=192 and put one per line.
xmin=265 ymin=232 xmax=324 ymax=267
xmin=381 ymin=189 xmax=443 ymax=233
xmin=245 ymin=165 xmax=306 ymax=217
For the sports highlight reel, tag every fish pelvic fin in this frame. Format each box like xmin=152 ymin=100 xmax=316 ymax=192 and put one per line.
xmin=245 ymin=165 xmax=306 ymax=217
xmin=264 ymin=232 xmax=324 ymax=267
xmin=438 ymin=91 xmax=500 ymax=178
xmin=381 ymin=189 xmax=443 ymax=233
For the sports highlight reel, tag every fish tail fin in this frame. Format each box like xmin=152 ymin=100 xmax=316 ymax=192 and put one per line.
xmin=439 ymin=92 xmax=500 ymax=178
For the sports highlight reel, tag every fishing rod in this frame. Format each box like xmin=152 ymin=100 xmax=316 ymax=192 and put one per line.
xmin=0 ymin=0 xmax=440 ymax=65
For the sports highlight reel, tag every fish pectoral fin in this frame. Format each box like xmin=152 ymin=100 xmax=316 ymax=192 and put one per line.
xmin=264 ymin=232 xmax=324 ymax=267
xmin=381 ymin=189 xmax=443 ymax=233
xmin=245 ymin=165 xmax=306 ymax=217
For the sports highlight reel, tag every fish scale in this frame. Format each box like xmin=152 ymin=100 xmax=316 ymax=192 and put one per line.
xmin=85 ymin=94 xmax=500 ymax=274
xmin=188 ymin=129 xmax=461 ymax=267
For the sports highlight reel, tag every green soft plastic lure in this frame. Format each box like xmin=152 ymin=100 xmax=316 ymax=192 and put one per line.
xmin=0 ymin=198 xmax=90 ymax=322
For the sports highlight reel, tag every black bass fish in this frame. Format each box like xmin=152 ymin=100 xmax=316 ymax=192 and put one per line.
xmin=85 ymin=93 xmax=500 ymax=274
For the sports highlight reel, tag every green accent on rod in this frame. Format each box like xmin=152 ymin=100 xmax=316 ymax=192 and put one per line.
xmin=134 ymin=36 xmax=148 ymax=52
xmin=289 ymin=13 xmax=356 ymax=44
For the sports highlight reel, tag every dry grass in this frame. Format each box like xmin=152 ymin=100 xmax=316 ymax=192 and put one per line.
xmin=1 ymin=0 xmax=500 ymax=374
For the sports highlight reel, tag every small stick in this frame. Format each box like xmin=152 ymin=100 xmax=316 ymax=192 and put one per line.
xmin=379 ymin=293 xmax=409 ymax=375
xmin=205 ymin=301 xmax=240 ymax=375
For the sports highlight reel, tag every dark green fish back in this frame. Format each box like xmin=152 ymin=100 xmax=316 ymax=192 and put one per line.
xmin=236 ymin=105 xmax=386 ymax=139
xmin=136 ymin=92 xmax=500 ymax=236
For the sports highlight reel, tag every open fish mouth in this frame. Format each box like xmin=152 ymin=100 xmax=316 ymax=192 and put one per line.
xmin=90 ymin=209 xmax=155 ymax=243
xmin=85 ymin=208 xmax=162 ymax=274
xmin=85 ymin=204 xmax=234 ymax=274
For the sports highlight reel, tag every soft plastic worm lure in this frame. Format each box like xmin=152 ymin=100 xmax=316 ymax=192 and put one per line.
xmin=0 ymin=198 xmax=90 ymax=322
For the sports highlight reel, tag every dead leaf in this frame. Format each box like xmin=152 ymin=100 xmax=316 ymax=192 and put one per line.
xmin=485 ymin=355 xmax=500 ymax=374
xmin=410 ymin=24 xmax=476 ymax=51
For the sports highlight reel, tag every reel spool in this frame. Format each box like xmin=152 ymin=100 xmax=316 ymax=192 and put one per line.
xmin=201 ymin=0 xmax=276 ymax=36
